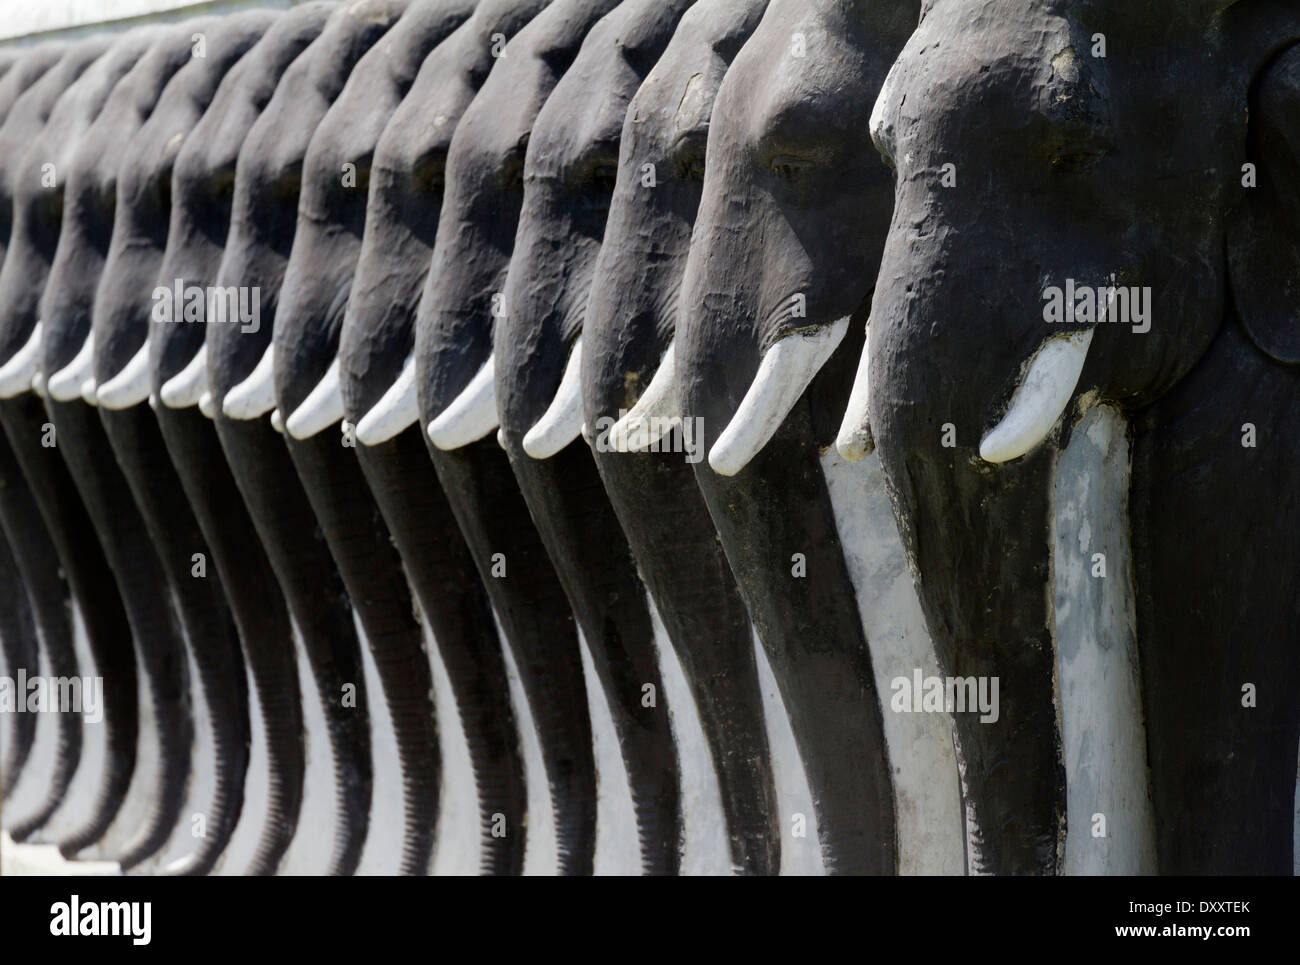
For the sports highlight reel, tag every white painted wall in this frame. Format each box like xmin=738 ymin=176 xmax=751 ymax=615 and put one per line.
xmin=0 ymin=0 xmax=303 ymax=45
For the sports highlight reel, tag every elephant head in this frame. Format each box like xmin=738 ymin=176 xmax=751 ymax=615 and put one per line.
xmin=414 ymin=0 xmax=624 ymax=876
xmin=21 ymin=21 xmax=213 ymax=869
xmin=852 ymin=0 xmax=1300 ymax=873
xmin=491 ymin=0 xmax=701 ymax=875
xmin=0 ymin=34 xmax=125 ymax=848
xmin=271 ymin=0 xmax=473 ymax=434
xmin=134 ymin=2 xmax=334 ymax=876
xmin=323 ymin=0 xmax=558 ymax=876
xmin=577 ymin=0 xmax=782 ymax=875
xmin=203 ymin=0 xmax=415 ymax=876
xmin=663 ymin=0 xmax=921 ymax=874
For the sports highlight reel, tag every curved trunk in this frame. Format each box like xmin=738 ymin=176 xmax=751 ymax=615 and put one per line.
xmin=282 ymin=431 xmax=439 ymax=876
xmin=154 ymin=405 xmax=302 ymax=876
xmin=875 ymin=418 xmax=1064 ymax=874
xmin=502 ymin=436 xmax=682 ymax=875
xmin=592 ymin=445 xmax=779 ymax=874
xmin=428 ymin=438 xmax=597 ymax=875
xmin=0 ymin=397 xmax=134 ymax=847
xmin=97 ymin=405 xmax=245 ymax=874
xmin=42 ymin=400 xmax=185 ymax=864
xmin=356 ymin=427 xmax=526 ymax=875
xmin=691 ymin=407 xmax=898 ymax=875
xmin=0 ymin=520 xmax=40 ymax=797
xmin=0 ymin=434 xmax=80 ymax=835
xmin=213 ymin=415 xmax=370 ymax=876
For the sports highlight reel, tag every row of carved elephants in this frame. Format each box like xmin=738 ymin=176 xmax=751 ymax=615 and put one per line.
xmin=0 ymin=0 xmax=1296 ymax=875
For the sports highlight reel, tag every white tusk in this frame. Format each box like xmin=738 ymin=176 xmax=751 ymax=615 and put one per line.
xmin=96 ymin=343 xmax=152 ymax=410
xmin=496 ymin=427 xmax=506 ymax=449
xmin=835 ymin=323 xmax=874 ymax=461
xmin=0 ymin=322 xmax=43 ymax=398
xmin=979 ymin=328 xmax=1094 ymax=464
xmin=522 ymin=336 xmax=584 ymax=459
xmin=285 ymin=356 xmax=343 ymax=440
xmin=270 ymin=408 xmax=284 ymax=433
xmin=607 ymin=341 xmax=680 ymax=452
xmin=709 ymin=317 xmax=850 ymax=477
xmin=47 ymin=333 xmax=94 ymax=402
xmin=31 ymin=372 xmax=47 ymax=398
xmin=355 ymin=352 xmax=418 ymax=446
xmin=198 ymin=390 xmax=215 ymax=419
xmin=427 ymin=354 xmax=499 ymax=450
xmin=223 ymin=343 xmax=277 ymax=420
xmin=81 ymin=378 xmax=99 ymax=406
xmin=148 ymin=392 xmax=157 ymax=410
xmin=160 ymin=349 xmax=208 ymax=409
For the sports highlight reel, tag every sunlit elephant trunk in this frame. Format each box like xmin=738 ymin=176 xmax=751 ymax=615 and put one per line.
xmin=868 ymin=230 xmax=1069 ymax=874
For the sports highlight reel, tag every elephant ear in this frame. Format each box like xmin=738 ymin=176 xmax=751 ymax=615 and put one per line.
xmin=1227 ymin=42 xmax=1300 ymax=365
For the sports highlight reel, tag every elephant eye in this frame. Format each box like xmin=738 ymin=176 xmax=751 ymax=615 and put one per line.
xmin=587 ymin=161 xmax=620 ymax=192
xmin=769 ymin=154 xmax=815 ymax=182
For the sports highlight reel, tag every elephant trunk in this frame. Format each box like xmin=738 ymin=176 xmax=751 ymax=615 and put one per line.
xmin=154 ymin=405 xmax=302 ymax=875
xmin=591 ymin=445 xmax=781 ymax=875
xmin=428 ymin=438 xmax=598 ymax=874
xmin=42 ymin=401 xmax=186 ymax=865
xmin=283 ymin=430 xmax=440 ymax=876
xmin=0 ymin=398 xmax=135 ymax=851
xmin=355 ymin=427 xmax=528 ymax=875
xmin=214 ymin=416 xmax=371 ymax=876
xmin=873 ymin=402 xmax=1066 ymax=874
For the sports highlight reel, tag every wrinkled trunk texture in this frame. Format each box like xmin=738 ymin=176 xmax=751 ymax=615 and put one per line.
xmin=284 ymin=431 xmax=439 ymax=876
xmin=427 ymin=438 xmax=597 ymax=874
xmin=43 ymin=400 xmax=185 ymax=865
xmin=0 ymin=397 xmax=133 ymax=847
xmin=356 ymin=427 xmax=526 ymax=874
xmin=502 ymin=436 xmax=682 ymax=874
xmin=592 ymin=444 xmax=779 ymax=875
xmin=155 ymin=405 xmax=302 ymax=875
xmin=214 ymin=415 xmax=370 ymax=875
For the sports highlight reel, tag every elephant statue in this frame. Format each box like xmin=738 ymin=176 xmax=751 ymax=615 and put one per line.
xmin=20 ymin=23 xmax=209 ymax=868
xmin=142 ymin=2 xmax=334 ymax=874
xmin=578 ymin=0 xmax=780 ymax=875
xmin=849 ymin=0 xmax=1300 ymax=874
xmin=0 ymin=34 xmax=130 ymax=846
xmin=329 ymin=0 xmax=555 ymax=875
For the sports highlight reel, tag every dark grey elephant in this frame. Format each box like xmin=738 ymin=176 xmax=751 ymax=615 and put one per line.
xmin=414 ymin=0 xmax=623 ymax=875
xmin=17 ymin=25 xmax=209 ymax=867
xmin=577 ymin=0 xmax=780 ymax=875
xmin=483 ymin=0 xmax=695 ymax=874
xmin=139 ymin=2 xmax=334 ymax=875
xmin=324 ymin=0 xmax=555 ymax=875
xmin=250 ymin=0 xmax=476 ymax=875
xmin=72 ymin=11 xmax=276 ymax=873
xmin=208 ymin=0 xmax=413 ymax=875
xmin=853 ymin=0 xmax=1300 ymax=874
xmin=665 ymin=0 xmax=923 ymax=874
xmin=0 ymin=32 xmax=158 ymax=848
xmin=0 ymin=35 xmax=108 ymax=827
